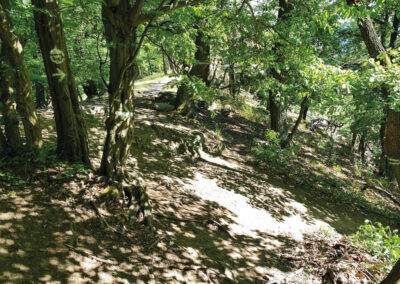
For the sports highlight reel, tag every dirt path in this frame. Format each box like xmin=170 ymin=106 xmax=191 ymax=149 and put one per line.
xmin=0 ymin=78 xmax=393 ymax=283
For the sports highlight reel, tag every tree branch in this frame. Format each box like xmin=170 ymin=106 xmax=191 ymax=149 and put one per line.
xmin=137 ymin=0 xmax=204 ymax=24
xmin=130 ymin=0 xmax=145 ymax=25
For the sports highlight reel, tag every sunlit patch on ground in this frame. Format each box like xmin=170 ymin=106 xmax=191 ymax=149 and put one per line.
xmin=188 ymin=172 xmax=336 ymax=241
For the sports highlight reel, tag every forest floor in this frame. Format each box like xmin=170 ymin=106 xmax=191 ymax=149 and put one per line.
xmin=0 ymin=77 xmax=399 ymax=283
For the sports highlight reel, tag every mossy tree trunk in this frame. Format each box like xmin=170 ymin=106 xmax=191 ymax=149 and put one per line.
xmin=0 ymin=0 xmax=42 ymax=148
xmin=176 ymin=24 xmax=210 ymax=116
xmin=32 ymin=0 xmax=89 ymax=163
xmin=0 ymin=42 xmax=21 ymax=147
xmin=99 ymin=1 xmax=140 ymax=183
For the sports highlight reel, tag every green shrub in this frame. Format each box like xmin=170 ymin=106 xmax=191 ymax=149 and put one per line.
xmin=351 ymin=220 xmax=400 ymax=271
xmin=252 ymin=130 xmax=300 ymax=165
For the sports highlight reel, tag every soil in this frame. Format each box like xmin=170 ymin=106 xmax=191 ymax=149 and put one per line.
xmin=0 ymin=77 xmax=397 ymax=283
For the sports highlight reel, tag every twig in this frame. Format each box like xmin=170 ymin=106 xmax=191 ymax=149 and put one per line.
xmin=89 ymin=201 xmax=129 ymax=238
xmin=64 ymin=243 xmax=113 ymax=265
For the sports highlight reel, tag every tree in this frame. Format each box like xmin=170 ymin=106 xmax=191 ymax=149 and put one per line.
xmin=0 ymin=0 xmax=42 ymax=148
xmin=346 ymin=0 xmax=400 ymax=186
xmin=345 ymin=0 xmax=400 ymax=282
xmin=1 ymin=41 xmax=21 ymax=147
xmin=175 ymin=22 xmax=210 ymax=116
xmin=99 ymin=0 xmax=203 ymax=183
xmin=32 ymin=0 xmax=89 ymax=163
xmin=268 ymin=0 xmax=294 ymax=133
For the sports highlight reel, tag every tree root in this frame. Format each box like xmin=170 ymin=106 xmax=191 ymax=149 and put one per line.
xmin=89 ymin=200 xmax=132 ymax=239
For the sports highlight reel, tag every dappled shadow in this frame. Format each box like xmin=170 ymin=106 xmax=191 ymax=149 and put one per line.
xmin=0 ymin=78 xmax=396 ymax=283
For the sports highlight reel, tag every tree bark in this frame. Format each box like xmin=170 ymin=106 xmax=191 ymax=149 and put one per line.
xmin=351 ymin=132 xmax=358 ymax=150
xmin=281 ymin=96 xmax=308 ymax=148
xmin=162 ymin=52 xmax=168 ymax=75
xmin=269 ymin=91 xmax=282 ymax=133
xmin=378 ymin=117 xmax=392 ymax=177
xmin=0 ymin=42 xmax=21 ymax=147
xmin=32 ymin=0 xmax=89 ymax=163
xmin=34 ymin=81 xmax=46 ymax=108
xmin=268 ymin=0 xmax=294 ymax=133
xmin=83 ymin=79 xmax=98 ymax=99
xmin=381 ymin=258 xmax=400 ymax=284
xmin=358 ymin=134 xmax=366 ymax=162
xmin=302 ymin=104 xmax=309 ymax=121
xmin=0 ymin=0 xmax=42 ymax=148
xmin=228 ymin=63 xmax=236 ymax=97
xmin=99 ymin=0 xmax=140 ymax=183
xmin=389 ymin=13 xmax=399 ymax=49
xmin=0 ymin=127 xmax=6 ymax=151
xmin=176 ymin=24 xmax=210 ymax=116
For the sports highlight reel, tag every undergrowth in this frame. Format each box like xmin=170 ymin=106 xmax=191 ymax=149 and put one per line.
xmin=351 ymin=220 xmax=400 ymax=272
xmin=251 ymin=129 xmax=400 ymax=221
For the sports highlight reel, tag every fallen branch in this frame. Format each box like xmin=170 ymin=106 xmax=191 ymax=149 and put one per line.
xmin=361 ymin=183 xmax=400 ymax=205
xmin=64 ymin=243 xmax=113 ymax=265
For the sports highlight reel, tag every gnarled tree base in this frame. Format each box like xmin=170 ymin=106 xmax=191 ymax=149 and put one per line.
xmin=98 ymin=170 xmax=154 ymax=233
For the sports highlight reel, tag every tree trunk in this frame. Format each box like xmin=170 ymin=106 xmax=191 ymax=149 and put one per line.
xmin=34 ymin=81 xmax=46 ymax=108
xmin=32 ymin=0 xmax=89 ymax=163
xmin=176 ymin=24 xmax=210 ymax=116
xmin=99 ymin=1 xmax=139 ymax=183
xmin=269 ymin=91 xmax=282 ymax=133
xmin=302 ymin=104 xmax=309 ymax=121
xmin=99 ymin=0 xmax=156 ymax=231
xmin=347 ymin=0 xmax=400 ymax=188
xmin=389 ymin=13 xmax=399 ymax=49
xmin=358 ymin=134 xmax=366 ymax=162
xmin=83 ymin=79 xmax=98 ymax=99
xmin=384 ymin=108 xmax=400 ymax=186
xmin=0 ymin=127 xmax=6 ymax=151
xmin=378 ymin=117 xmax=392 ymax=177
xmin=162 ymin=52 xmax=168 ymax=75
xmin=228 ymin=63 xmax=236 ymax=97
xmin=381 ymin=258 xmax=400 ymax=284
xmin=169 ymin=57 xmax=176 ymax=73
xmin=0 ymin=43 xmax=21 ymax=147
xmin=351 ymin=132 xmax=358 ymax=150
xmin=0 ymin=0 xmax=42 ymax=148
xmin=281 ymin=95 xmax=308 ymax=148
xmin=268 ymin=0 xmax=293 ymax=134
